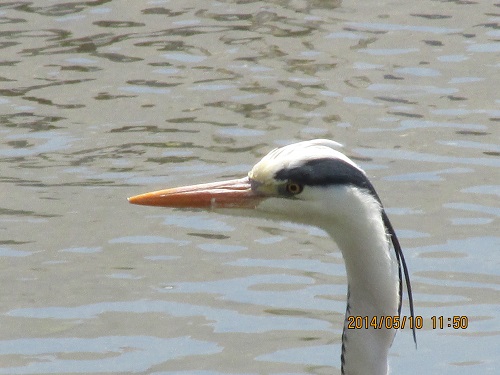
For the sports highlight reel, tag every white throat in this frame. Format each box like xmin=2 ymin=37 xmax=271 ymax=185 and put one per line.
xmin=324 ymin=188 xmax=399 ymax=375
xmin=256 ymin=185 xmax=400 ymax=375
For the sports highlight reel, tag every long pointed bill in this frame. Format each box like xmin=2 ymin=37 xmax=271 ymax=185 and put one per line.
xmin=128 ymin=177 xmax=263 ymax=209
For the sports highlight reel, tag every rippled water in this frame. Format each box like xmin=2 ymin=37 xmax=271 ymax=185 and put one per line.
xmin=1 ymin=1 xmax=498 ymax=374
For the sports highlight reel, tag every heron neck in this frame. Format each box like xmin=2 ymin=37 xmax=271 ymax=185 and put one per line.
xmin=325 ymin=210 xmax=399 ymax=375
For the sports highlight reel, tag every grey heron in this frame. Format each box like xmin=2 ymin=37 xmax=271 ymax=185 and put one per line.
xmin=128 ymin=139 xmax=416 ymax=375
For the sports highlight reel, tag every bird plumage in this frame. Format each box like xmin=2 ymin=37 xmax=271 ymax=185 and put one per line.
xmin=128 ymin=139 xmax=416 ymax=375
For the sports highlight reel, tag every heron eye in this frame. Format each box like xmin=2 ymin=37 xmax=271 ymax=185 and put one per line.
xmin=285 ymin=181 xmax=303 ymax=195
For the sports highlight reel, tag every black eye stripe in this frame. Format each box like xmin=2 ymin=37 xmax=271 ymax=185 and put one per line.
xmin=274 ymin=158 xmax=381 ymax=202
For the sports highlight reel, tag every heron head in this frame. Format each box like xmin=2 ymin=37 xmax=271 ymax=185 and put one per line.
xmin=128 ymin=139 xmax=379 ymax=227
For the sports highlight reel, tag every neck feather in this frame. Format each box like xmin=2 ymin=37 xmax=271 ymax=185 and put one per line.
xmin=253 ymin=186 xmax=402 ymax=374
xmin=324 ymin=188 xmax=399 ymax=375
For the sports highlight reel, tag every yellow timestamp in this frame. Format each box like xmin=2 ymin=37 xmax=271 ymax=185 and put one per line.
xmin=347 ymin=315 xmax=469 ymax=330
xmin=347 ymin=315 xmax=423 ymax=330
xmin=431 ymin=315 xmax=468 ymax=329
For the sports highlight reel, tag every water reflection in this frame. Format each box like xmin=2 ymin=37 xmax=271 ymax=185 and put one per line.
xmin=0 ymin=336 xmax=221 ymax=374
xmin=7 ymin=299 xmax=333 ymax=334
xmin=1 ymin=0 xmax=498 ymax=374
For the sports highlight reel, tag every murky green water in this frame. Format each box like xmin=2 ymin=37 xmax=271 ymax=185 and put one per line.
xmin=1 ymin=1 xmax=498 ymax=374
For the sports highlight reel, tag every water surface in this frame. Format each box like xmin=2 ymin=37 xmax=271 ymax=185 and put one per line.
xmin=0 ymin=0 xmax=498 ymax=374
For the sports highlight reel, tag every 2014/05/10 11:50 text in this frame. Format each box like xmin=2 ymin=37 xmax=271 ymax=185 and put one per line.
xmin=347 ymin=316 xmax=469 ymax=330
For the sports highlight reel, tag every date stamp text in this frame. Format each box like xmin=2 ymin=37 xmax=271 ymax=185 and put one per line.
xmin=347 ymin=315 xmax=469 ymax=330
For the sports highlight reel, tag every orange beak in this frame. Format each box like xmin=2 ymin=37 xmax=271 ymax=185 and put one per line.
xmin=128 ymin=177 xmax=263 ymax=209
